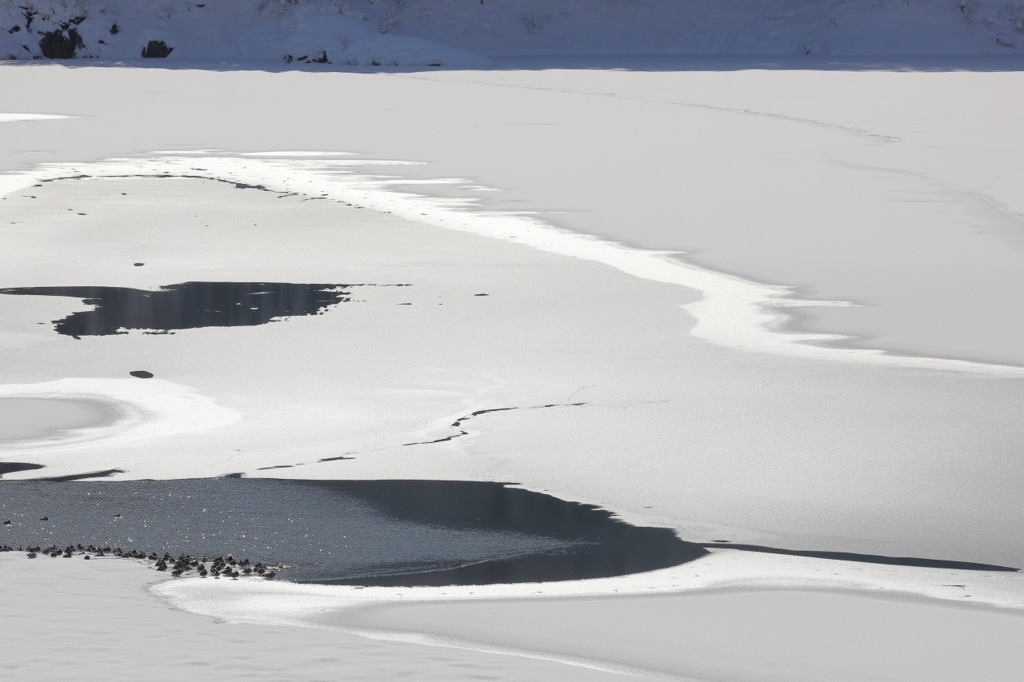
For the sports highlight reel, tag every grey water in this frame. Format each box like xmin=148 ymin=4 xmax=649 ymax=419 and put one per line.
xmin=0 ymin=478 xmax=703 ymax=585
xmin=0 ymin=282 xmax=402 ymax=338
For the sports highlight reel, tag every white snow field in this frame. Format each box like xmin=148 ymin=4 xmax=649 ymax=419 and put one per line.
xmin=3 ymin=1 xmax=1024 ymax=680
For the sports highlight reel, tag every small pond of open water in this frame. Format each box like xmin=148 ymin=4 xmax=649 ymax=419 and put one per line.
xmin=0 ymin=478 xmax=703 ymax=585
xmin=0 ymin=476 xmax=1014 ymax=584
xmin=0 ymin=281 xmax=404 ymax=337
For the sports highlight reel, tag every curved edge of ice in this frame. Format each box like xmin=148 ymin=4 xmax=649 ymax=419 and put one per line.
xmin=3 ymin=152 xmax=1022 ymax=378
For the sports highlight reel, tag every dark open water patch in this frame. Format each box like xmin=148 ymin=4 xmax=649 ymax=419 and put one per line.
xmin=0 ymin=462 xmax=44 ymax=477
xmin=0 ymin=282 xmax=408 ymax=338
xmin=0 ymin=479 xmax=701 ymax=586
xmin=0 ymin=478 xmax=1013 ymax=585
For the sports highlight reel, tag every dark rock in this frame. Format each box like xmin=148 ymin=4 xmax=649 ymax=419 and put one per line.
xmin=38 ymin=27 xmax=84 ymax=59
xmin=141 ymin=40 xmax=173 ymax=58
xmin=21 ymin=7 xmax=36 ymax=32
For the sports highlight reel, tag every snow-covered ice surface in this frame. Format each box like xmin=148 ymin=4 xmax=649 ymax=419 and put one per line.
xmin=3 ymin=2 xmax=1024 ymax=679
xmin=0 ymin=554 xmax=633 ymax=681
xmin=5 ymin=59 xmax=1024 ymax=366
xmin=152 ymin=547 xmax=1024 ymax=680
xmin=6 ymin=548 xmax=1023 ymax=681
xmin=340 ymin=590 xmax=1024 ymax=681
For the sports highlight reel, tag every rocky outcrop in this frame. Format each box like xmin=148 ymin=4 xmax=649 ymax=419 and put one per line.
xmin=37 ymin=16 xmax=85 ymax=59
xmin=141 ymin=40 xmax=173 ymax=58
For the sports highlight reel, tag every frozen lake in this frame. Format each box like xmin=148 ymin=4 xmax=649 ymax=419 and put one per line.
xmin=2 ymin=54 xmax=1024 ymax=680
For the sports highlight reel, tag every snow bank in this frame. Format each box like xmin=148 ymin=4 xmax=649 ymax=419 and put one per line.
xmin=0 ymin=0 xmax=491 ymax=67
xmin=1 ymin=0 xmax=1023 ymax=67
xmin=360 ymin=0 xmax=1024 ymax=57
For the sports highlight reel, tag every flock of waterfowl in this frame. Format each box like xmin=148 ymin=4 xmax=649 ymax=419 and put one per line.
xmin=0 ymin=543 xmax=279 ymax=579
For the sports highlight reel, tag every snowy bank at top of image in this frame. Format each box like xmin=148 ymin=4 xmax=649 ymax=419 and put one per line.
xmin=0 ymin=0 xmax=492 ymax=67
xmin=1 ymin=0 xmax=1024 ymax=67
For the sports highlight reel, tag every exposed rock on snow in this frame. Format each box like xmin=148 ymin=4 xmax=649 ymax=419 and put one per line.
xmin=38 ymin=20 xmax=86 ymax=59
xmin=141 ymin=39 xmax=173 ymax=58
xmin=0 ymin=0 xmax=493 ymax=67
